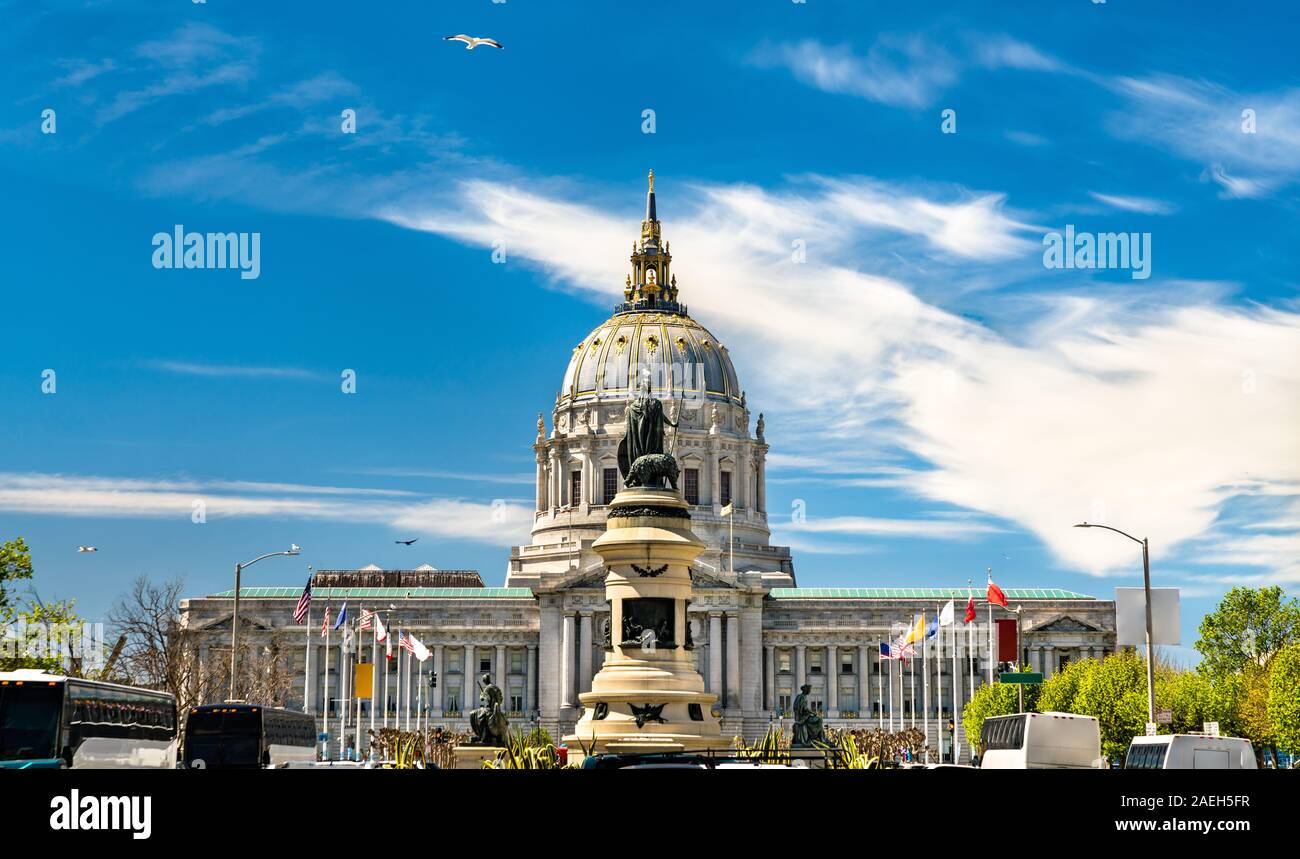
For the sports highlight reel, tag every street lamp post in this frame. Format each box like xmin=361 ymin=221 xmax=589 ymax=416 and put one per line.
xmin=1074 ymin=522 xmax=1155 ymax=723
xmin=229 ymin=544 xmax=301 ymax=701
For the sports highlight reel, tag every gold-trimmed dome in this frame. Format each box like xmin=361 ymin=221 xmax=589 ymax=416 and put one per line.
xmin=560 ymin=172 xmax=740 ymax=405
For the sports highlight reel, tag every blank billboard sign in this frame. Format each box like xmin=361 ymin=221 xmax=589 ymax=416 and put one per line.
xmin=1115 ymin=587 xmax=1180 ymax=646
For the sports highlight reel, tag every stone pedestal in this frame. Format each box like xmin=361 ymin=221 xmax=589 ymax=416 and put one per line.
xmin=564 ymin=487 xmax=722 ymax=755
xmin=452 ymin=745 xmax=502 ymax=770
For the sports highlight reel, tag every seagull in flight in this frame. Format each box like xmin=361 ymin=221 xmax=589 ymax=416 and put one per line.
xmin=444 ymin=34 xmax=503 ymax=51
xmin=77 ymin=546 xmax=98 ymax=553
xmin=395 ymin=538 xmax=419 ymax=546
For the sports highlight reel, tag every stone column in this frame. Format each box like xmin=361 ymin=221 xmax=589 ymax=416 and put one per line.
xmin=827 ymin=645 xmax=839 ymax=717
xmin=858 ymin=644 xmax=871 ymax=718
xmin=535 ymin=449 xmax=547 ymax=511
xmin=795 ymin=644 xmax=806 ymax=691
xmin=495 ymin=644 xmax=507 ymax=696
xmin=560 ymin=612 xmax=576 ymax=709
xmin=432 ymin=645 xmax=444 ymax=717
xmin=742 ymin=605 xmax=763 ymax=714
xmin=549 ymin=448 xmax=562 ymax=515
xmin=764 ymin=645 xmax=776 ymax=710
xmin=708 ymin=613 xmax=723 ymax=694
xmin=462 ymin=645 xmax=473 ymax=712
xmin=725 ymin=613 xmax=741 ymax=710
xmin=527 ymin=644 xmax=538 ymax=712
xmin=579 ymin=613 xmax=594 ymax=694
xmin=538 ymin=602 xmax=560 ymax=721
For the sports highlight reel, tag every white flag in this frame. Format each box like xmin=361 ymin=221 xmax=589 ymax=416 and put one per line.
xmin=720 ymin=502 xmax=733 ymax=517
xmin=373 ymin=614 xmax=388 ymax=643
xmin=409 ymin=632 xmax=431 ymax=663
xmin=938 ymin=600 xmax=956 ymax=627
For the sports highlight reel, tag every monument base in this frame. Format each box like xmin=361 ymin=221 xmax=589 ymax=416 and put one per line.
xmin=451 ymin=745 xmax=502 ymax=770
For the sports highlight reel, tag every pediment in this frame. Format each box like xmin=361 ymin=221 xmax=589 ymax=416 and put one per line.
xmin=689 ymin=567 xmax=739 ymax=589
xmin=193 ymin=614 xmax=275 ymax=633
xmin=1033 ymin=615 xmax=1099 ymax=633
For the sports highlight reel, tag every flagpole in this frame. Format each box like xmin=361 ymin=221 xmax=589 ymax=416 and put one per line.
xmin=922 ymin=611 xmax=930 ymax=763
xmin=950 ymin=621 xmax=958 ymax=763
xmin=936 ymin=604 xmax=943 ymax=763
xmin=323 ymin=608 xmax=331 ymax=760
xmin=354 ymin=611 xmax=363 ymax=759
xmin=303 ymin=605 xmax=312 ymax=715
xmin=888 ymin=652 xmax=894 ymax=732
xmin=986 ymin=568 xmax=995 ymax=687
xmin=370 ymin=613 xmax=378 ymax=753
xmin=908 ymin=639 xmax=915 ymax=729
xmin=877 ymin=645 xmax=883 ymax=731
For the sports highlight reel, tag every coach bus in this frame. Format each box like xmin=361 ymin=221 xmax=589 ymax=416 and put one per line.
xmin=978 ymin=712 xmax=1104 ymax=769
xmin=1124 ymin=734 xmax=1257 ymax=769
xmin=0 ymin=669 xmax=178 ymax=769
xmin=182 ymin=703 xmax=316 ymax=768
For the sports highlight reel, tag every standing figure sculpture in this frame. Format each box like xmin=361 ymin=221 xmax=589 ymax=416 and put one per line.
xmin=618 ymin=376 xmax=680 ymax=489
xmin=469 ymin=672 xmax=509 ymax=746
xmin=791 ymin=684 xmax=825 ymax=747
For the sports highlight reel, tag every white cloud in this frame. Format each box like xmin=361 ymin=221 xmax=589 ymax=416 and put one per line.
xmin=748 ymin=36 xmax=959 ymax=108
xmin=774 ymin=515 xmax=1002 ymax=539
xmin=1107 ymin=74 xmax=1300 ymax=197
xmin=1087 ymin=191 xmax=1177 ymax=215
xmin=145 ymin=360 xmax=327 ymax=380
xmin=383 ymin=174 xmax=1300 ymax=584
xmin=0 ymin=473 xmax=531 ymax=547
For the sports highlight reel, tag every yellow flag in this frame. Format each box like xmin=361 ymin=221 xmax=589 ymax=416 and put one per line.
xmin=906 ymin=613 xmax=925 ymax=645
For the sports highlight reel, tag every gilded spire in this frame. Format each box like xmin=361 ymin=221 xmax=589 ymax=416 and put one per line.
xmin=618 ymin=170 xmax=684 ymax=316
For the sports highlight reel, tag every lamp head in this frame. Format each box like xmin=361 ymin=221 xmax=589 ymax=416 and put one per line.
xmin=289 ymin=544 xmax=301 ymax=554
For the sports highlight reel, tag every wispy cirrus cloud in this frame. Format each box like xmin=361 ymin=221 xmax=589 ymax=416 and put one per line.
xmin=1088 ymin=191 xmax=1177 ymax=215
xmin=0 ymin=472 xmax=532 ymax=545
xmin=748 ymin=33 xmax=1065 ymax=108
xmin=144 ymin=360 xmax=328 ymax=381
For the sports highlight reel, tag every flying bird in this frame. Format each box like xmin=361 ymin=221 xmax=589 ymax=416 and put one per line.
xmin=395 ymin=538 xmax=419 ymax=546
xmin=444 ymin=34 xmax=503 ymax=50
xmin=77 ymin=546 xmax=98 ymax=553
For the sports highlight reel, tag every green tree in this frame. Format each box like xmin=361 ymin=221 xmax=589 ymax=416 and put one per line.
xmin=1067 ymin=650 xmax=1150 ymax=761
xmin=1268 ymin=644 xmax=1300 ymax=756
xmin=1196 ymin=586 xmax=1300 ymax=677
xmin=0 ymin=537 xmax=85 ymax=673
xmin=1 ymin=537 xmax=35 ymax=614
xmin=1037 ymin=656 xmax=1093 ymax=714
xmin=961 ymin=664 xmax=1039 ymax=753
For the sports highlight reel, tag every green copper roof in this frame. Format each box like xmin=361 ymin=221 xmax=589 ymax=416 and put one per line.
xmin=207 ymin=587 xmax=534 ymax=599
xmin=768 ymin=588 xmax=1094 ymax=600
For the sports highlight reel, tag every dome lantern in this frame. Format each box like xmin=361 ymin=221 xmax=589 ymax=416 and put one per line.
xmin=618 ymin=169 xmax=685 ymax=316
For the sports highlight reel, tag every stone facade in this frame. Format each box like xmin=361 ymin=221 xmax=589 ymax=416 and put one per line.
xmin=176 ymin=174 xmax=1117 ymax=762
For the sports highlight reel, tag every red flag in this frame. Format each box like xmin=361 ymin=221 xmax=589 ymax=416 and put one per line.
xmin=987 ymin=579 xmax=1009 ymax=608
xmin=963 ymin=597 xmax=976 ymax=623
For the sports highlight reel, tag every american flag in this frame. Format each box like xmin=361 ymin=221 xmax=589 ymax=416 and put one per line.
xmin=320 ymin=606 xmax=332 ymax=638
xmin=359 ymin=609 xmax=374 ymax=631
xmin=399 ymin=631 xmax=415 ymax=655
xmin=293 ymin=577 xmax=313 ymax=624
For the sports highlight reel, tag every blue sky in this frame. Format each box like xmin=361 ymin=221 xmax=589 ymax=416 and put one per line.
xmin=2 ymin=0 xmax=1298 ymax=658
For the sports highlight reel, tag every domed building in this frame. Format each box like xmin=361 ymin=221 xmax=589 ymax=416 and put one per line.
xmin=179 ymin=172 xmax=1116 ymax=762
xmin=508 ymin=170 xmax=794 ymax=590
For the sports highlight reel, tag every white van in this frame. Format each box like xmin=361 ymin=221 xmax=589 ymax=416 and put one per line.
xmin=979 ymin=712 xmax=1104 ymax=769
xmin=1124 ymin=734 xmax=1257 ymax=769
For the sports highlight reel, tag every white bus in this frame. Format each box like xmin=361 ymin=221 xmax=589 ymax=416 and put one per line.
xmin=979 ymin=712 xmax=1105 ymax=769
xmin=0 ymin=670 xmax=178 ymax=769
xmin=1125 ymin=734 xmax=1257 ymax=770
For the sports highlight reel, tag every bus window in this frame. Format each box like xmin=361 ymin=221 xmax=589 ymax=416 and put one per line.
xmin=0 ymin=682 xmax=63 ymax=762
xmin=184 ymin=709 xmax=261 ymax=768
xmin=1125 ymin=742 xmax=1168 ymax=769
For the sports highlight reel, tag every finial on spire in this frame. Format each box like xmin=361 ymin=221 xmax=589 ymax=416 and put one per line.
xmin=648 ymin=168 xmax=655 ymax=193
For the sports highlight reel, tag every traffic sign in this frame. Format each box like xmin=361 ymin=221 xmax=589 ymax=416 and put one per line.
xmin=1145 ymin=722 xmax=1157 ymax=736
xmin=999 ymin=672 xmax=1043 ymax=684
xmin=1204 ymin=721 xmax=1220 ymax=737
xmin=1157 ymin=708 xmax=1172 ymax=724
xmin=318 ymin=732 xmax=329 ymax=742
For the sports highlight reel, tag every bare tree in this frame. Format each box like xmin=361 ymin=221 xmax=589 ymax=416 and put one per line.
xmin=109 ymin=577 xmax=221 ymax=712
xmin=109 ymin=576 xmax=297 ymax=712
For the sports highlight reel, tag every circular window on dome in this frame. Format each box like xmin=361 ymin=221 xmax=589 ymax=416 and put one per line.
xmin=674 ymin=336 xmax=687 ymax=353
xmin=614 ymin=335 xmax=628 ymax=353
xmin=644 ymin=334 xmax=659 ymax=354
